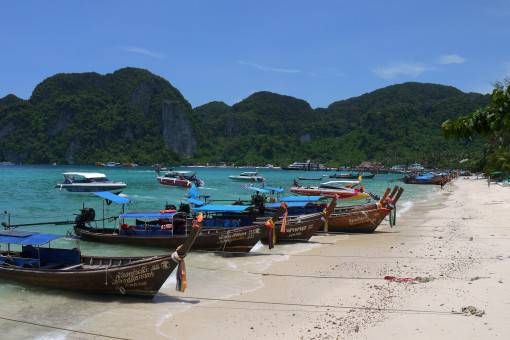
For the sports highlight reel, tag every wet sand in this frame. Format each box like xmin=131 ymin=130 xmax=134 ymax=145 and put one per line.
xmin=2 ymin=178 xmax=508 ymax=339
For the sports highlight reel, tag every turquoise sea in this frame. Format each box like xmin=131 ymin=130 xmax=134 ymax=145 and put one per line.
xmin=0 ymin=165 xmax=434 ymax=338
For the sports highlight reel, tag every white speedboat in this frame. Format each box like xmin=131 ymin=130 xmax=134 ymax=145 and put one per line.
xmin=228 ymin=172 xmax=265 ymax=182
xmin=55 ymin=172 xmax=127 ymax=193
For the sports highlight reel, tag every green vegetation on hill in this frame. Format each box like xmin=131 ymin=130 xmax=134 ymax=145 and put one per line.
xmin=0 ymin=68 xmax=490 ymax=167
xmin=191 ymin=83 xmax=488 ymax=167
xmin=0 ymin=68 xmax=190 ymax=164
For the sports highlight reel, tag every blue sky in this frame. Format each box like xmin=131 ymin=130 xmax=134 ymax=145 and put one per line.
xmin=1 ymin=0 xmax=509 ymax=108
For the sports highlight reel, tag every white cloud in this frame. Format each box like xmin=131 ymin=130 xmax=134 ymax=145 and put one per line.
xmin=373 ymin=63 xmax=429 ymax=80
xmin=238 ymin=60 xmax=301 ymax=74
xmin=120 ymin=46 xmax=165 ymax=59
xmin=437 ymin=54 xmax=466 ymax=65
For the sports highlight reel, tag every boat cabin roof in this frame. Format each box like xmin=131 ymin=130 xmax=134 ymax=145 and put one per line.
xmin=63 ymin=172 xmax=106 ymax=179
xmin=266 ymin=201 xmax=316 ymax=208
xmin=280 ymin=195 xmax=324 ymax=202
xmin=240 ymin=172 xmax=258 ymax=176
xmin=192 ymin=204 xmax=251 ymax=213
xmin=93 ymin=191 xmax=130 ymax=204
xmin=119 ymin=211 xmax=179 ymax=219
xmin=0 ymin=230 xmax=62 ymax=246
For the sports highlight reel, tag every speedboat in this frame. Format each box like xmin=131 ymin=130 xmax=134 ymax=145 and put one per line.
xmin=228 ymin=172 xmax=265 ymax=182
xmin=56 ymin=172 xmax=127 ymax=193
xmin=157 ymin=171 xmax=204 ymax=188
xmin=290 ymin=180 xmax=369 ymax=200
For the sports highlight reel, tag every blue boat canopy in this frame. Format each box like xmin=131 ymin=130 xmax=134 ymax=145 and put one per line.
xmin=93 ymin=191 xmax=130 ymax=204
xmin=187 ymin=185 xmax=200 ymax=199
xmin=192 ymin=204 xmax=251 ymax=213
xmin=0 ymin=230 xmax=62 ymax=245
xmin=280 ymin=196 xmax=323 ymax=202
xmin=415 ymin=173 xmax=435 ymax=180
xmin=187 ymin=198 xmax=205 ymax=206
xmin=266 ymin=202 xmax=313 ymax=208
xmin=119 ymin=211 xmax=178 ymax=219
xmin=248 ymin=187 xmax=271 ymax=194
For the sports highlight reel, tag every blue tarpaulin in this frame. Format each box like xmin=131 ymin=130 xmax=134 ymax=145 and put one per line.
xmin=265 ymin=202 xmax=312 ymax=208
xmin=192 ymin=204 xmax=251 ymax=213
xmin=187 ymin=198 xmax=205 ymax=206
xmin=280 ymin=196 xmax=323 ymax=202
xmin=187 ymin=184 xmax=200 ymax=199
xmin=94 ymin=191 xmax=130 ymax=204
xmin=119 ymin=211 xmax=177 ymax=219
xmin=0 ymin=230 xmax=62 ymax=245
xmin=248 ymin=187 xmax=271 ymax=194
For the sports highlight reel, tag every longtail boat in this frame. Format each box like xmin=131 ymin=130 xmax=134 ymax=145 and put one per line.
xmin=257 ymin=196 xmax=337 ymax=245
xmin=290 ymin=180 xmax=369 ymax=200
xmin=324 ymin=186 xmax=404 ymax=233
xmin=403 ymin=172 xmax=449 ymax=185
xmin=0 ymin=218 xmax=201 ymax=297
xmin=191 ymin=197 xmax=336 ymax=247
xmin=74 ymin=207 xmax=263 ymax=253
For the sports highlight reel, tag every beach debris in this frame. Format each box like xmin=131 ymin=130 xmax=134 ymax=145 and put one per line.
xmin=383 ymin=276 xmax=434 ymax=284
xmin=461 ymin=306 xmax=485 ymax=317
xmin=469 ymin=276 xmax=489 ymax=281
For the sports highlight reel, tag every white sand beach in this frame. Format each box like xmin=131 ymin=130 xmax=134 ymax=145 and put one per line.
xmin=158 ymin=179 xmax=510 ymax=339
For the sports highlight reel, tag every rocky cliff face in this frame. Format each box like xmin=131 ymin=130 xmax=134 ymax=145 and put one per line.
xmin=162 ymin=100 xmax=196 ymax=157
xmin=0 ymin=68 xmax=197 ymax=163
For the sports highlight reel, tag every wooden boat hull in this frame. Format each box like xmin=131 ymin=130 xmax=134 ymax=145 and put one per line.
xmin=259 ymin=212 xmax=324 ymax=243
xmin=74 ymin=225 xmax=262 ymax=253
xmin=325 ymin=207 xmax=391 ymax=233
xmin=0 ymin=254 xmax=177 ymax=297
xmin=403 ymin=177 xmax=446 ymax=185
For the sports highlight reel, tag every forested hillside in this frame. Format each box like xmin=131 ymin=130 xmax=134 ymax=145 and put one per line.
xmin=0 ymin=68 xmax=489 ymax=167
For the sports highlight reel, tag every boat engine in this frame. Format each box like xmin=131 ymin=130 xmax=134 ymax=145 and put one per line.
xmin=251 ymin=194 xmax=266 ymax=214
xmin=75 ymin=208 xmax=96 ymax=226
xmin=178 ymin=203 xmax=191 ymax=214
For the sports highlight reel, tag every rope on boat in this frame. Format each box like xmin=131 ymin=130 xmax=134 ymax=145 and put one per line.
xmin=0 ymin=315 xmax=131 ymax=339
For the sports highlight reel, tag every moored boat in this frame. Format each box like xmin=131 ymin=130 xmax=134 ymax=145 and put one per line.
xmin=74 ymin=207 xmax=264 ymax=253
xmin=157 ymin=171 xmax=204 ymax=188
xmin=0 ymin=222 xmax=201 ymax=297
xmin=403 ymin=172 xmax=449 ymax=185
xmin=55 ymin=172 xmax=127 ymax=193
xmin=290 ymin=180 xmax=369 ymax=200
xmin=228 ymin=172 xmax=265 ymax=182
xmin=324 ymin=186 xmax=404 ymax=233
